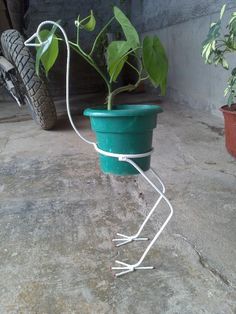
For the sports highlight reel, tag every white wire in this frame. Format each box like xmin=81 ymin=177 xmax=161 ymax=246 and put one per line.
xmin=25 ymin=21 xmax=96 ymax=147
xmin=25 ymin=23 xmax=174 ymax=278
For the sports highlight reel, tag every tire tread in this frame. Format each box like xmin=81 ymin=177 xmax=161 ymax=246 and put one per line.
xmin=1 ymin=30 xmax=57 ymax=129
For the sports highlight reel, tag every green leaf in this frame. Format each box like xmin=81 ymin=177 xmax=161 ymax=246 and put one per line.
xmin=224 ymin=86 xmax=229 ymax=97
xmin=232 ymin=67 xmax=236 ymax=76
xmin=204 ymin=22 xmax=221 ymax=43
xmin=35 ymin=25 xmax=59 ymax=76
xmin=220 ymin=4 xmax=226 ymax=20
xmin=110 ymin=55 xmax=128 ymax=82
xmin=202 ymin=21 xmax=222 ymax=62
xmin=227 ymin=93 xmax=234 ymax=106
xmin=201 ymin=42 xmax=210 ymax=56
xmin=113 ymin=6 xmax=139 ymax=49
xmin=222 ymin=58 xmax=229 ymax=70
xmin=202 ymin=22 xmax=221 ymax=46
xmin=203 ymin=43 xmax=213 ymax=61
xmin=83 ymin=10 xmax=96 ymax=31
xmin=75 ymin=11 xmax=96 ymax=31
xmin=142 ymin=36 xmax=168 ymax=95
xmin=228 ymin=14 xmax=236 ymax=38
xmin=107 ymin=40 xmax=131 ymax=81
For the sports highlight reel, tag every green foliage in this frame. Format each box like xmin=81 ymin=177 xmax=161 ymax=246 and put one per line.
xmin=75 ymin=10 xmax=96 ymax=31
xmin=34 ymin=6 xmax=168 ymax=110
xmin=224 ymin=71 xmax=236 ymax=106
xmin=107 ymin=40 xmax=131 ymax=81
xmin=36 ymin=25 xmax=59 ymax=76
xmin=83 ymin=10 xmax=96 ymax=31
xmin=113 ymin=6 xmax=139 ymax=50
xmin=202 ymin=4 xmax=236 ymax=107
xmin=220 ymin=4 xmax=226 ymax=19
xmin=143 ymin=36 xmax=168 ymax=95
xmin=202 ymin=21 xmax=221 ymax=62
xmin=106 ymin=6 xmax=140 ymax=82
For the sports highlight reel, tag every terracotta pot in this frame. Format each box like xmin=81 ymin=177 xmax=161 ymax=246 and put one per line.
xmin=220 ymin=104 xmax=236 ymax=158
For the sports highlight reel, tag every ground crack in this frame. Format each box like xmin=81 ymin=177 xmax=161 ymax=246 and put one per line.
xmin=174 ymin=233 xmax=236 ymax=290
xmin=198 ymin=121 xmax=224 ymax=136
xmin=0 ymin=137 xmax=9 ymax=153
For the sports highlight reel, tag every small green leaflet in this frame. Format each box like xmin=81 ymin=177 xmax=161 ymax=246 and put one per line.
xmin=222 ymin=58 xmax=229 ymax=70
xmin=201 ymin=5 xmax=227 ymax=62
xmin=75 ymin=10 xmax=96 ymax=31
xmin=226 ymin=75 xmax=236 ymax=107
xmin=35 ymin=24 xmax=59 ymax=76
xmin=142 ymin=36 xmax=168 ymax=95
xmin=82 ymin=10 xmax=96 ymax=31
xmin=202 ymin=22 xmax=221 ymax=47
xmin=220 ymin=4 xmax=226 ymax=20
xmin=201 ymin=21 xmax=221 ymax=62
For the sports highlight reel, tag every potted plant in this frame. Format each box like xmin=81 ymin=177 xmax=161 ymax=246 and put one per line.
xmin=202 ymin=4 xmax=236 ymax=158
xmin=34 ymin=6 xmax=168 ymax=174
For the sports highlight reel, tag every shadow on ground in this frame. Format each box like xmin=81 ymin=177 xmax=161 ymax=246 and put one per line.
xmin=0 ymin=94 xmax=235 ymax=313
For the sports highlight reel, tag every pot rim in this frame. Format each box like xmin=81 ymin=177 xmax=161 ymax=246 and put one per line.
xmin=220 ymin=104 xmax=236 ymax=114
xmin=84 ymin=103 xmax=163 ymax=117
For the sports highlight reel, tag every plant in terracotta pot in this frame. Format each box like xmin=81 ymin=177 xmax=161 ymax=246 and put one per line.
xmin=33 ymin=7 xmax=168 ymax=174
xmin=202 ymin=4 xmax=236 ymax=158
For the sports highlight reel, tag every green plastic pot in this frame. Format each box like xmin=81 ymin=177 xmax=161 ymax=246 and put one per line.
xmin=84 ymin=104 xmax=163 ymax=175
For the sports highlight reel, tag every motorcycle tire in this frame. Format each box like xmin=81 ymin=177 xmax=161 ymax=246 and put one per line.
xmin=1 ymin=29 xmax=57 ymax=130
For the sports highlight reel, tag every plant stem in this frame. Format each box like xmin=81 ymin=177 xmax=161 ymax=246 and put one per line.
xmin=112 ymin=79 xmax=140 ymax=97
xmin=57 ymin=35 xmax=112 ymax=108
xmin=107 ymin=90 xmax=112 ymax=110
xmin=140 ymin=76 xmax=149 ymax=81
xmin=76 ymin=21 xmax=80 ymax=45
xmin=109 ymin=46 xmax=141 ymax=83
xmin=70 ymin=43 xmax=113 ymax=110
xmin=126 ymin=60 xmax=140 ymax=75
xmin=111 ymin=69 xmax=149 ymax=99
xmin=112 ymin=83 xmax=136 ymax=96
xmin=63 ymin=32 xmax=143 ymax=110
xmin=89 ymin=17 xmax=114 ymax=56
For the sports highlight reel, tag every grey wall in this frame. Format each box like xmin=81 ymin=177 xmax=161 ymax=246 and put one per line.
xmin=26 ymin=0 xmax=130 ymax=45
xmin=131 ymin=0 xmax=236 ymax=116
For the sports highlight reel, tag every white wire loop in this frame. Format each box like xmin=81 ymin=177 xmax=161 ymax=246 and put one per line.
xmin=25 ymin=21 xmax=174 ymax=278
xmin=24 ymin=21 xmax=154 ymax=161
xmin=94 ymin=146 xmax=153 ymax=159
xmin=25 ymin=21 xmax=96 ymax=147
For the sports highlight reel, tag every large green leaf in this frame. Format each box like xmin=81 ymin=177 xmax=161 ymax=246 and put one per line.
xmin=36 ymin=25 xmax=59 ymax=76
xmin=113 ymin=6 xmax=139 ymax=50
xmin=202 ymin=21 xmax=221 ymax=47
xmin=142 ymin=36 xmax=168 ymax=95
xmin=229 ymin=13 xmax=236 ymax=35
xmin=107 ymin=40 xmax=131 ymax=81
xmin=201 ymin=20 xmax=221 ymax=62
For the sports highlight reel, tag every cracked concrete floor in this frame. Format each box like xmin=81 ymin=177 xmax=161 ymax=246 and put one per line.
xmin=0 ymin=96 xmax=236 ymax=313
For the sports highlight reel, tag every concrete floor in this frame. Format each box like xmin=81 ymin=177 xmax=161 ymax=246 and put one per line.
xmin=0 ymin=95 xmax=235 ymax=313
